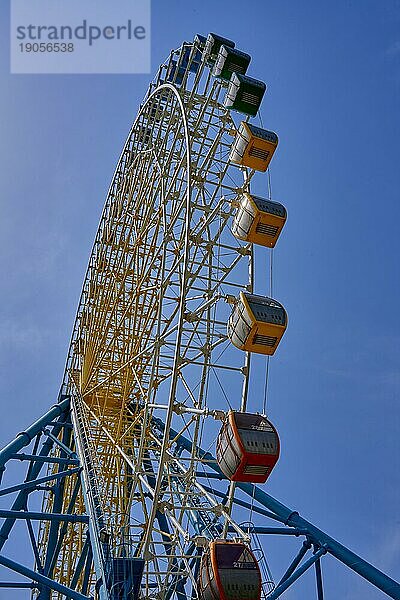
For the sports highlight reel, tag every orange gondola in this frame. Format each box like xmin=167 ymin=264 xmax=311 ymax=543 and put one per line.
xmin=216 ymin=411 xmax=280 ymax=483
xmin=198 ymin=540 xmax=262 ymax=600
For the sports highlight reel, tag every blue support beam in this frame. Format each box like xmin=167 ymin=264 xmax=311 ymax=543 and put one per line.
xmin=0 ymin=582 xmax=36 ymax=588
xmin=46 ymin=475 xmax=83 ymax=582
xmin=81 ymin=541 xmax=93 ymax=596
xmin=26 ymin=515 xmax=44 ymax=574
xmin=1 ymin=399 xmax=398 ymax=599
xmin=315 ymin=558 xmax=324 ymax=600
xmin=0 ymin=554 xmax=90 ymax=600
xmin=227 ymin=526 xmax=308 ymax=536
xmin=0 ymin=467 xmax=81 ymax=497
xmin=200 ymin=483 xmax=287 ymax=523
xmin=70 ymin=535 xmax=90 ymax=590
xmin=267 ymin=546 xmax=327 ymax=600
xmin=0 ymin=404 xmax=72 ymax=552
xmin=43 ymin=428 xmax=75 ymax=458
xmin=236 ymin=482 xmax=400 ymax=600
xmin=0 ymin=398 xmax=92 ymax=598
xmin=40 ymin=410 xmax=75 ymax=600
xmin=9 ymin=453 xmax=79 ymax=466
xmin=0 ymin=509 xmax=88 ymax=524
xmin=0 ymin=398 xmax=70 ymax=482
xmin=276 ymin=540 xmax=311 ymax=587
xmin=153 ymin=417 xmax=400 ymax=600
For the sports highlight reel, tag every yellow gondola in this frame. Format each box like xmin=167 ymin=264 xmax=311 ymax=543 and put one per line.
xmin=227 ymin=292 xmax=287 ymax=355
xmin=232 ymin=193 xmax=287 ymax=248
xmin=230 ymin=121 xmax=278 ymax=171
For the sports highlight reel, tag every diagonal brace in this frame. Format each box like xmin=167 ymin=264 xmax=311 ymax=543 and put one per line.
xmin=0 ymin=554 xmax=90 ymax=600
xmin=267 ymin=545 xmax=327 ymax=600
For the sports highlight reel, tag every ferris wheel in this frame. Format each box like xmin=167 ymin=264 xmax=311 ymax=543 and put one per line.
xmin=65 ymin=31 xmax=286 ymax=598
xmin=0 ymin=33 xmax=399 ymax=600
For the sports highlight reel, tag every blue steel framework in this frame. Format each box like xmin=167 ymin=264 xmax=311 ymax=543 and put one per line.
xmin=0 ymin=397 xmax=399 ymax=599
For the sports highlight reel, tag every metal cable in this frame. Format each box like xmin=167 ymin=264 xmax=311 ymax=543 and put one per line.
xmin=263 ymin=167 xmax=274 ymax=415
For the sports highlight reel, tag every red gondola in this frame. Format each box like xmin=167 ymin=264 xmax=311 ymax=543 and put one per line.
xmin=198 ymin=540 xmax=262 ymax=600
xmin=216 ymin=411 xmax=280 ymax=483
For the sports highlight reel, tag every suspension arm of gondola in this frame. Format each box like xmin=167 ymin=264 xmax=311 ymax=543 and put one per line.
xmin=147 ymin=403 xmax=208 ymax=415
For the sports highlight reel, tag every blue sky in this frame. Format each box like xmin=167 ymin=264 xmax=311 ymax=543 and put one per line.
xmin=0 ymin=1 xmax=400 ymax=598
